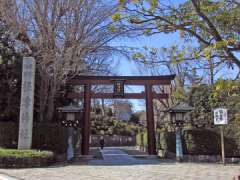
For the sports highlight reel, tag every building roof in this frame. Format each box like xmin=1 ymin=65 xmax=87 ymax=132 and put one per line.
xmin=168 ymin=102 xmax=194 ymax=113
xmin=57 ymin=104 xmax=83 ymax=113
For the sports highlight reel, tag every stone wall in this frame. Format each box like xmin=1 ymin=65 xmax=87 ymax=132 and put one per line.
xmin=90 ymin=135 xmax=136 ymax=147
xmin=183 ymin=154 xmax=240 ymax=163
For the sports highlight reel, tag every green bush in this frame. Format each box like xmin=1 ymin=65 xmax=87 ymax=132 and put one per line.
xmin=0 ymin=122 xmax=68 ymax=153
xmin=0 ymin=148 xmax=55 ymax=168
xmin=32 ymin=123 xmax=68 ymax=153
xmin=136 ymin=128 xmax=239 ymax=156
xmin=183 ymin=129 xmax=239 ymax=156
xmin=91 ymin=114 xmax=138 ymax=136
xmin=0 ymin=148 xmax=53 ymax=158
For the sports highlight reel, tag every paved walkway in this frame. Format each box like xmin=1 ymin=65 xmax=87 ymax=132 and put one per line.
xmin=0 ymin=147 xmax=239 ymax=180
xmin=89 ymin=147 xmax=160 ymax=165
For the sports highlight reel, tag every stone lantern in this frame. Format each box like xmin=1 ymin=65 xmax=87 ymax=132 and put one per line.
xmin=57 ymin=104 xmax=83 ymax=161
xmin=168 ymin=102 xmax=194 ymax=162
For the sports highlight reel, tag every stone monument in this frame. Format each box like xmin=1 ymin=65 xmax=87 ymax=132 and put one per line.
xmin=18 ymin=57 xmax=36 ymax=149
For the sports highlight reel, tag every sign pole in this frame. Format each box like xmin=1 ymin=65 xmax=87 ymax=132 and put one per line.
xmin=220 ymin=125 xmax=225 ymax=165
xmin=213 ymin=108 xmax=227 ymax=165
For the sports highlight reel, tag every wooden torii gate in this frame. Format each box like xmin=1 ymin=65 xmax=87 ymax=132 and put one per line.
xmin=67 ymin=75 xmax=175 ymax=155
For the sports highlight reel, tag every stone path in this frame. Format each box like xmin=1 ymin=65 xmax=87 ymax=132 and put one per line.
xmin=0 ymin=174 xmax=18 ymax=180
xmin=0 ymin=147 xmax=239 ymax=180
xmin=89 ymin=147 xmax=160 ymax=165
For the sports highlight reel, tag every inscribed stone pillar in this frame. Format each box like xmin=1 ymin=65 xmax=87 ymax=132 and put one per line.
xmin=18 ymin=57 xmax=36 ymax=149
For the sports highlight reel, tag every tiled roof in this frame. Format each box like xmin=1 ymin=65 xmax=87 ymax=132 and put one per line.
xmin=168 ymin=102 xmax=194 ymax=113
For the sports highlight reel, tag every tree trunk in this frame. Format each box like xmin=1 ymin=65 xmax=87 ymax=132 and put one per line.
xmin=38 ymin=74 xmax=49 ymax=122
xmin=208 ymin=58 xmax=214 ymax=86
xmin=46 ymin=79 xmax=57 ymax=122
xmin=101 ymin=98 xmax=105 ymax=115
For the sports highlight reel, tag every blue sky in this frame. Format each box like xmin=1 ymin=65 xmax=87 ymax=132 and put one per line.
xmin=111 ymin=33 xmax=181 ymax=75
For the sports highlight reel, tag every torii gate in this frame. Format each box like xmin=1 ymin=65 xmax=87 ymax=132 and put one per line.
xmin=67 ymin=75 xmax=175 ymax=155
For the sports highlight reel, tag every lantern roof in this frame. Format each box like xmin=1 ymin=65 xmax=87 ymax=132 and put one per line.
xmin=57 ymin=103 xmax=83 ymax=113
xmin=168 ymin=102 xmax=194 ymax=113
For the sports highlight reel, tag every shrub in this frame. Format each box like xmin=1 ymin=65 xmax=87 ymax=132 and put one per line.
xmin=0 ymin=148 xmax=55 ymax=168
xmin=136 ymin=128 xmax=239 ymax=156
xmin=0 ymin=122 xmax=68 ymax=153
xmin=0 ymin=148 xmax=53 ymax=158
xmin=183 ymin=129 xmax=239 ymax=156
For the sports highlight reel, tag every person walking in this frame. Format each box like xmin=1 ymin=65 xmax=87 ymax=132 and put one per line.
xmin=99 ymin=136 xmax=105 ymax=150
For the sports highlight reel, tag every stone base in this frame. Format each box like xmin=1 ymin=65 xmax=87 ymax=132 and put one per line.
xmin=176 ymin=156 xmax=183 ymax=162
xmin=158 ymin=150 xmax=166 ymax=158
xmin=133 ymin=155 xmax=159 ymax=159
xmin=76 ymin=155 xmax=93 ymax=161
xmin=183 ymin=155 xmax=240 ymax=164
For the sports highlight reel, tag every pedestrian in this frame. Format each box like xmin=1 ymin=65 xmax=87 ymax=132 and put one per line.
xmin=99 ymin=136 xmax=104 ymax=150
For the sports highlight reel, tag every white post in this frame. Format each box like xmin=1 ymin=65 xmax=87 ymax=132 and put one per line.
xmin=18 ymin=57 xmax=36 ymax=149
xmin=176 ymin=127 xmax=183 ymax=162
xmin=67 ymin=127 xmax=74 ymax=161
xmin=220 ymin=126 xmax=225 ymax=165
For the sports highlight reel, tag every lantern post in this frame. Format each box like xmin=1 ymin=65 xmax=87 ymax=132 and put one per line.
xmin=168 ymin=102 xmax=194 ymax=162
xmin=58 ymin=104 xmax=83 ymax=161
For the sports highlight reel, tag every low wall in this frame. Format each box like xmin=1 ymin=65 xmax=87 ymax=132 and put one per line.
xmin=90 ymin=135 xmax=136 ymax=147
xmin=0 ymin=155 xmax=56 ymax=168
xmin=183 ymin=155 xmax=240 ymax=164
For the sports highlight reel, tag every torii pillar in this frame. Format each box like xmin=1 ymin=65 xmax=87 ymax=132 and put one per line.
xmin=145 ymin=84 xmax=157 ymax=155
xmin=81 ymin=84 xmax=91 ymax=155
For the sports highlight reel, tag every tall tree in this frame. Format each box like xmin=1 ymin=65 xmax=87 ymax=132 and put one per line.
xmin=0 ymin=0 xmax=126 ymax=121
xmin=0 ymin=20 xmax=22 ymax=121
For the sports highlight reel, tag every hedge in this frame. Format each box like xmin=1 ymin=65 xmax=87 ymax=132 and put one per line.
xmin=0 ymin=148 xmax=55 ymax=168
xmin=183 ymin=129 xmax=239 ymax=156
xmin=0 ymin=122 xmax=68 ymax=153
xmin=136 ymin=128 xmax=240 ymax=156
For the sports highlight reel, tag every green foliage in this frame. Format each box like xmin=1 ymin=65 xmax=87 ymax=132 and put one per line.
xmin=0 ymin=122 xmax=68 ymax=153
xmin=183 ymin=129 xmax=220 ymax=155
xmin=116 ymin=0 xmax=240 ymax=68
xmin=183 ymin=129 xmax=239 ymax=156
xmin=136 ymin=129 xmax=148 ymax=148
xmin=0 ymin=148 xmax=55 ymax=168
xmin=0 ymin=148 xmax=54 ymax=158
xmin=106 ymin=108 xmax=113 ymax=117
xmin=129 ymin=113 xmax=140 ymax=124
xmin=210 ymin=80 xmax=240 ymax=147
xmin=112 ymin=13 xmax=122 ymax=21
xmin=187 ymin=80 xmax=240 ymax=151
xmin=136 ymin=128 xmax=240 ymax=156
xmin=188 ymin=84 xmax=212 ymax=128
xmin=136 ymin=128 xmax=176 ymax=153
xmin=91 ymin=114 xmax=138 ymax=136
xmin=0 ymin=21 xmax=22 ymax=121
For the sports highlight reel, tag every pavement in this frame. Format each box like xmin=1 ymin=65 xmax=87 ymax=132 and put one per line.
xmin=0 ymin=147 xmax=240 ymax=180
